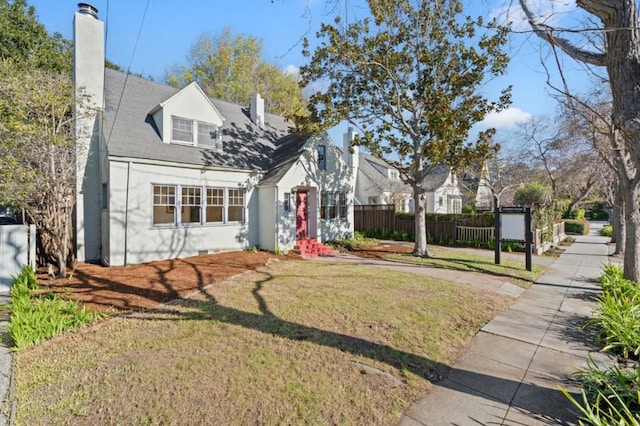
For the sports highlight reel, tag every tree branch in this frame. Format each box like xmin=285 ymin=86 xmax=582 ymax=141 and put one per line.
xmin=518 ymin=0 xmax=607 ymax=66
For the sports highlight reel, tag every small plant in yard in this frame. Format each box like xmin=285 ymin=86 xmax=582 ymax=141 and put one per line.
xmin=601 ymin=225 xmax=613 ymax=238
xmin=9 ymin=266 xmax=105 ymax=349
xmin=564 ymin=264 xmax=640 ymax=425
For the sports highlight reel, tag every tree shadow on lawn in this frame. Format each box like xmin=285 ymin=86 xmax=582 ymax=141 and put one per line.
xmin=125 ymin=272 xmax=579 ymax=425
xmin=385 ymin=253 xmax=539 ymax=284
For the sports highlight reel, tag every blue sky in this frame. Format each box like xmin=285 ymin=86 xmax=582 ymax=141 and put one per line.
xmin=27 ymin=0 xmax=594 ymax=146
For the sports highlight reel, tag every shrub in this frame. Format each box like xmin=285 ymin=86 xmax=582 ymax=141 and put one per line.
xmin=601 ymin=225 xmax=613 ymax=237
xmin=461 ymin=204 xmax=474 ymax=214
xmin=565 ymin=219 xmax=590 ymax=235
xmin=565 ymin=209 xmax=586 ymax=220
xmin=590 ymin=264 xmax=640 ymax=359
xmin=9 ymin=266 xmax=105 ymax=349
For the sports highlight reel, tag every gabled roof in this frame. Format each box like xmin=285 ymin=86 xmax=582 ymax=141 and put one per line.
xmin=103 ymin=68 xmax=291 ymax=171
xmin=344 ymin=149 xmax=454 ymax=192
xmin=258 ymin=134 xmax=312 ymax=186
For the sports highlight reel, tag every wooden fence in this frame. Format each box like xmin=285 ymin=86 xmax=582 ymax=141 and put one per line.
xmin=354 ymin=205 xmax=565 ymax=253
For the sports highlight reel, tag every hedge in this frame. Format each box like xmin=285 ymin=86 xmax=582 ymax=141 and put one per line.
xmin=565 ymin=219 xmax=590 ymax=235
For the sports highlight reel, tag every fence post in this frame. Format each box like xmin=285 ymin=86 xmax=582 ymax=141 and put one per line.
xmin=494 ymin=202 xmax=501 ymax=265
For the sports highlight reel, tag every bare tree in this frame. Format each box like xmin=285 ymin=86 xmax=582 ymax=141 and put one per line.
xmin=518 ymin=0 xmax=640 ymax=281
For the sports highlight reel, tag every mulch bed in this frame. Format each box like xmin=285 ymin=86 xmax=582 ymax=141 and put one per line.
xmin=38 ymin=251 xmax=300 ymax=313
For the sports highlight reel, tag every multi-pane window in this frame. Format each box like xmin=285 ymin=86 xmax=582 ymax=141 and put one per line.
xmin=153 ymin=185 xmax=176 ymax=225
xmin=171 ymin=116 xmax=221 ymax=149
xmin=228 ymin=189 xmax=245 ymax=222
xmin=181 ymin=186 xmax=201 ymax=224
xmin=321 ymin=191 xmax=347 ymax=220
xmin=283 ymin=192 xmax=291 ymax=213
xmin=152 ymin=184 xmax=244 ymax=226
xmin=198 ymin=122 xmax=222 ymax=150
xmin=206 ymin=188 xmax=224 ymax=223
xmin=338 ymin=193 xmax=347 ymax=218
xmin=317 ymin=145 xmax=326 ymax=170
xmin=171 ymin=117 xmax=193 ymax=144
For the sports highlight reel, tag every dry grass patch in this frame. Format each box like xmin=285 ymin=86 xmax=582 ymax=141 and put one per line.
xmin=16 ymin=260 xmax=512 ymax=425
xmin=384 ymin=246 xmax=545 ymax=288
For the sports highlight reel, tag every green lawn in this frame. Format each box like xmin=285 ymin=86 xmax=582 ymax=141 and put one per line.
xmin=16 ymin=260 xmax=512 ymax=425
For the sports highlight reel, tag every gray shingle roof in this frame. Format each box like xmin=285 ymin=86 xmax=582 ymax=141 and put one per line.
xmin=259 ymin=134 xmax=312 ymax=186
xmin=103 ymin=68 xmax=294 ymax=172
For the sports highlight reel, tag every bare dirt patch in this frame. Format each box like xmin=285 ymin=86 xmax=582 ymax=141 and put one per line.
xmin=38 ymin=251 xmax=300 ymax=312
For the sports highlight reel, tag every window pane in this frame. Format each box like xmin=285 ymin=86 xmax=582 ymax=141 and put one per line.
xmin=206 ymin=188 xmax=224 ymax=223
xmin=320 ymin=192 xmax=327 ymax=220
xmin=153 ymin=206 xmax=175 ymax=224
xmin=181 ymin=186 xmax=201 ymax=224
xmin=328 ymin=193 xmax=336 ymax=219
xmin=152 ymin=185 xmax=176 ymax=225
xmin=228 ymin=189 xmax=244 ymax=222
xmin=172 ymin=116 xmax=193 ymax=143
xmin=198 ymin=122 xmax=222 ymax=150
xmin=338 ymin=193 xmax=347 ymax=218
xmin=317 ymin=145 xmax=326 ymax=170
xmin=283 ymin=192 xmax=290 ymax=212
xmin=228 ymin=206 xmax=243 ymax=222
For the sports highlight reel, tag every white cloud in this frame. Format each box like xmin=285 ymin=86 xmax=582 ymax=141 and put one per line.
xmin=480 ymin=107 xmax=533 ymax=128
xmin=283 ymin=64 xmax=300 ymax=76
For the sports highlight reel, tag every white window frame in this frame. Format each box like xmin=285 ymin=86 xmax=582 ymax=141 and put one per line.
xmin=171 ymin=115 xmax=221 ymax=150
xmin=151 ymin=185 xmax=245 ymax=227
xmin=181 ymin=186 xmax=202 ymax=225
xmin=171 ymin=116 xmax=194 ymax=145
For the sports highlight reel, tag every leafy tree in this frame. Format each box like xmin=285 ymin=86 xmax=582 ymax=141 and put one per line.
xmin=0 ymin=0 xmax=71 ymax=73
xmin=165 ymin=28 xmax=305 ymax=117
xmin=0 ymin=59 xmax=81 ymax=276
xmin=513 ymin=182 xmax=552 ymax=207
xmin=518 ymin=0 xmax=640 ymax=281
xmin=298 ymin=0 xmax=511 ymax=256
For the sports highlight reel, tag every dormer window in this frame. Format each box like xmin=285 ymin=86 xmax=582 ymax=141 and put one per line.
xmin=171 ymin=116 xmax=222 ymax=150
xmin=172 ymin=116 xmax=194 ymax=144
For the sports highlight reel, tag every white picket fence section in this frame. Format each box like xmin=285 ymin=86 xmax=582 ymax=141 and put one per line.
xmin=456 ymin=226 xmax=494 ymax=244
xmin=0 ymin=225 xmax=36 ymax=292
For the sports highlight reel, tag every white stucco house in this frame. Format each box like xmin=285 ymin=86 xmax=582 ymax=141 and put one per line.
xmin=342 ymin=128 xmax=463 ymax=214
xmin=73 ymin=4 xmax=353 ymax=266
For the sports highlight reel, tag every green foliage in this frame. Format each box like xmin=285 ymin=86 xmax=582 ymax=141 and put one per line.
xmin=502 ymin=241 xmax=519 ymax=252
xmin=565 ymin=219 xmax=590 ymax=235
xmin=590 ymin=264 xmax=640 ymax=359
xmin=561 ymin=265 xmax=640 ymax=424
xmin=165 ymin=28 xmax=304 ymax=117
xmin=601 ymin=225 xmax=613 ymax=238
xmin=565 ymin=208 xmax=586 ymax=220
xmin=513 ymin=182 xmax=552 ymax=207
xmin=299 ymin=0 xmax=511 ymax=256
xmin=0 ymin=59 xmax=76 ymax=271
xmin=584 ymin=200 xmax=610 ymax=221
xmin=0 ymin=0 xmax=71 ymax=73
xmin=9 ymin=266 xmax=103 ymax=349
xmin=461 ymin=204 xmax=475 ymax=214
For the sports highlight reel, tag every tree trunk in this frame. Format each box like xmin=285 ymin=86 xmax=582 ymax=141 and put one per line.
xmin=612 ymin=179 xmax=625 ymax=255
xmin=413 ymin=185 xmax=429 ymax=257
xmin=622 ymin=183 xmax=640 ymax=282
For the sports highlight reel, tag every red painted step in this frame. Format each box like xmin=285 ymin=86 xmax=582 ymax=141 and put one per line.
xmin=292 ymin=238 xmax=339 ymax=258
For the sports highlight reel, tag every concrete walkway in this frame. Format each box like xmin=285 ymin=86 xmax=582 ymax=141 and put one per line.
xmin=400 ymin=222 xmax=618 ymax=425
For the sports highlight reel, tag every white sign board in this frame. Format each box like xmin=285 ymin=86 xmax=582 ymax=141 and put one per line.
xmin=502 ymin=214 xmax=525 ymax=241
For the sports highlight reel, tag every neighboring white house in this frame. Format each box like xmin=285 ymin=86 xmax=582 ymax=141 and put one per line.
xmin=342 ymin=128 xmax=463 ymax=214
xmin=73 ymin=4 xmax=353 ymax=266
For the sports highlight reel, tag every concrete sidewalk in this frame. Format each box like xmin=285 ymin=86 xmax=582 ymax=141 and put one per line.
xmin=401 ymin=222 xmax=618 ymax=425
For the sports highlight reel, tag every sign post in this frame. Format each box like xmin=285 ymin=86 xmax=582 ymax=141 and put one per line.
xmin=494 ymin=206 xmax=533 ymax=272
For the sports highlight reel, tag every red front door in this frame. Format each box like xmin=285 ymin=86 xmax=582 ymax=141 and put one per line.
xmin=296 ymin=191 xmax=308 ymax=239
